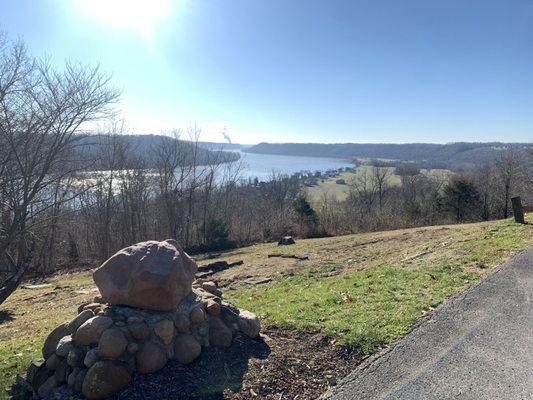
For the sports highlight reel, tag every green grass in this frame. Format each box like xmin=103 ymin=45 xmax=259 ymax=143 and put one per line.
xmin=0 ymin=273 xmax=94 ymax=398
xmin=227 ymin=217 xmax=532 ymax=355
xmin=229 ymin=263 xmax=478 ymax=354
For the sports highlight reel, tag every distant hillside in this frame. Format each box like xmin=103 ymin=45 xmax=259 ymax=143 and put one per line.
xmin=77 ymin=134 xmax=240 ymax=169
xmin=198 ymin=141 xmax=247 ymax=151
xmin=244 ymin=142 xmax=531 ymax=170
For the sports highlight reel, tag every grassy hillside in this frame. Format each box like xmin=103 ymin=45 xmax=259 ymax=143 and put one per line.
xmin=0 ymin=216 xmax=531 ymax=396
xmin=306 ymin=166 xmax=450 ymax=202
xmin=219 ymin=217 xmax=531 ymax=353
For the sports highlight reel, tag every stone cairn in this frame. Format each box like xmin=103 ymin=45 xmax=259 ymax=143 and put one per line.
xmin=23 ymin=239 xmax=261 ymax=399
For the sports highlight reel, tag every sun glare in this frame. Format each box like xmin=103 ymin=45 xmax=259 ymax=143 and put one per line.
xmin=76 ymin=0 xmax=172 ymax=39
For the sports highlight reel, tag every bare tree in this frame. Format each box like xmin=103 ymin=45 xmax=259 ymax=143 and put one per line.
xmin=152 ymin=129 xmax=193 ymax=240
xmin=0 ymin=34 xmax=119 ymax=304
xmin=348 ymin=169 xmax=376 ymax=218
xmin=494 ymin=149 xmax=520 ymax=218
xmin=369 ymin=160 xmax=391 ymax=212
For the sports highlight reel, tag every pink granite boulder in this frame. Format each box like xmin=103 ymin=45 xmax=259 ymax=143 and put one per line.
xmin=93 ymin=239 xmax=197 ymax=311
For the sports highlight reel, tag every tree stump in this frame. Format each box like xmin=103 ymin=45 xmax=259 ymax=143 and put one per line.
xmin=278 ymin=236 xmax=296 ymax=246
xmin=511 ymin=196 xmax=525 ymax=224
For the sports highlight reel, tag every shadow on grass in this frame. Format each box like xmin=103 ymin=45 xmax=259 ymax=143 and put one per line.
xmin=116 ymin=333 xmax=271 ymax=400
xmin=0 ymin=309 xmax=15 ymax=325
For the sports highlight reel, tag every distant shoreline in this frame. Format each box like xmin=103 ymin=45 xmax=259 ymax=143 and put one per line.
xmin=238 ymin=141 xmax=531 ymax=171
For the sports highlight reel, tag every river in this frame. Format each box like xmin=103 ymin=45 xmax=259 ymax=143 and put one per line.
xmin=231 ymin=150 xmax=353 ymax=181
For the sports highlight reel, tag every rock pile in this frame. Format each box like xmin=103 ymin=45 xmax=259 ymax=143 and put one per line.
xmin=22 ymin=240 xmax=261 ymax=400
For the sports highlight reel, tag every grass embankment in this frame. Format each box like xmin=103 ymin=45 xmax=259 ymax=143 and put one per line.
xmin=225 ymin=216 xmax=532 ymax=353
xmin=1 ymin=216 xmax=531 ymax=396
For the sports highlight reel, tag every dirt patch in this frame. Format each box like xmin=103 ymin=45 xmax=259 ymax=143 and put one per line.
xmin=116 ymin=327 xmax=360 ymax=400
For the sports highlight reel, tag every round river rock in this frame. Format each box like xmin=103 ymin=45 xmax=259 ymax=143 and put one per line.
xmin=98 ymin=328 xmax=127 ymax=359
xmin=82 ymin=361 xmax=131 ymax=400
xmin=75 ymin=316 xmax=114 ymax=346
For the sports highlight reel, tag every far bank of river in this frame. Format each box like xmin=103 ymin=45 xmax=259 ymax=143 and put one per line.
xmin=232 ymin=150 xmax=353 ymax=181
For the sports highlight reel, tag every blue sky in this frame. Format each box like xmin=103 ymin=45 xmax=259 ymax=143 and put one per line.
xmin=1 ymin=0 xmax=532 ymax=144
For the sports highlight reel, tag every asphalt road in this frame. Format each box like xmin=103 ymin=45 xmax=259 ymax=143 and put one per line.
xmin=321 ymin=248 xmax=533 ymax=400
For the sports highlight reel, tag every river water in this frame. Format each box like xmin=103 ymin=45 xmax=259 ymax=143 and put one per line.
xmin=77 ymin=150 xmax=354 ymax=189
xmin=232 ymin=150 xmax=353 ymax=181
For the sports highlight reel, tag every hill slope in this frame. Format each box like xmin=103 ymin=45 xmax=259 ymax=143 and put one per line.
xmin=0 ymin=216 xmax=531 ymax=398
xmin=245 ymin=142 xmax=531 ymax=170
xmin=77 ymin=134 xmax=240 ymax=169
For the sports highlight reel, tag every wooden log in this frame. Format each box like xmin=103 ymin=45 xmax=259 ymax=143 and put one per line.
xmin=511 ymin=196 xmax=525 ymax=224
xmin=197 ymin=260 xmax=244 ymax=274
xmin=267 ymin=254 xmax=309 ymax=260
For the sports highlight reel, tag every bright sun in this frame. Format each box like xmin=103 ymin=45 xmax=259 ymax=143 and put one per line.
xmin=76 ymin=0 xmax=172 ymax=39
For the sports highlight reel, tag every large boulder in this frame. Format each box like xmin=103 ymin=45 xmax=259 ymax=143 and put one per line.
xmin=42 ymin=322 xmax=70 ymax=359
xmin=84 ymin=348 xmax=99 ymax=368
xmin=174 ymin=334 xmax=201 ymax=364
xmin=238 ymin=310 xmax=261 ymax=338
xmin=98 ymin=328 xmax=127 ymax=359
xmin=74 ymin=316 xmax=113 ymax=346
xmin=74 ymin=369 xmax=87 ymax=392
xmin=205 ymin=299 xmax=221 ymax=316
xmin=37 ymin=375 xmax=58 ymax=399
xmin=67 ymin=309 xmax=94 ymax=334
xmin=26 ymin=360 xmax=50 ymax=391
xmin=45 ymin=354 xmax=61 ymax=370
xmin=54 ymin=360 xmax=71 ymax=383
xmin=82 ymin=361 xmax=131 ymax=400
xmin=67 ymin=367 xmax=81 ymax=387
xmin=154 ymin=319 xmax=174 ymax=345
xmin=93 ymin=239 xmax=197 ymax=311
xmin=174 ymin=314 xmax=190 ymax=333
xmin=190 ymin=307 xmax=205 ymax=324
xmin=209 ymin=317 xmax=233 ymax=348
xmin=136 ymin=341 xmax=167 ymax=374
xmin=129 ymin=322 xmax=151 ymax=340
xmin=67 ymin=348 xmax=86 ymax=368
xmin=55 ymin=335 xmax=74 ymax=357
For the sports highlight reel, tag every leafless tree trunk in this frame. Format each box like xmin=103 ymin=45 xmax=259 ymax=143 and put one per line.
xmin=370 ymin=160 xmax=391 ymax=213
xmin=152 ymin=129 xmax=193 ymax=240
xmin=0 ymin=33 xmax=119 ymax=304
xmin=495 ymin=149 xmax=520 ymax=219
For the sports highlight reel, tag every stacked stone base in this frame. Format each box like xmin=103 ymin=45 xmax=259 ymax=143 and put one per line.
xmin=24 ymin=280 xmax=260 ymax=400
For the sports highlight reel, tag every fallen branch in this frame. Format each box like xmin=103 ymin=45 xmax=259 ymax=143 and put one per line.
xmin=267 ymin=254 xmax=309 ymax=260
xmin=196 ymin=260 xmax=244 ymax=277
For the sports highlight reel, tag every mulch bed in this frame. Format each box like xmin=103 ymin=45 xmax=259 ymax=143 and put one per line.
xmin=116 ymin=327 xmax=361 ymax=400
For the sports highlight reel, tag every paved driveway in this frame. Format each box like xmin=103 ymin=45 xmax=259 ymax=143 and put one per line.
xmin=322 ymin=248 xmax=533 ymax=400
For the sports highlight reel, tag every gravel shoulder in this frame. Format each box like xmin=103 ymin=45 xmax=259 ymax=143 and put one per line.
xmin=321 ymin=248 xmax=533 ymax=400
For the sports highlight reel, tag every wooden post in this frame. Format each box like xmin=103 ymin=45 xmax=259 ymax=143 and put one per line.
xmin=511 ymin=196 xmax=525 ymax=224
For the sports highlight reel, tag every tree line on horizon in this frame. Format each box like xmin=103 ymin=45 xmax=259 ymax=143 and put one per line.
xmin=313 ymin=152 xmax=532 ymax=235
xmin=245 ymin=142 xmax=531 ymax=171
